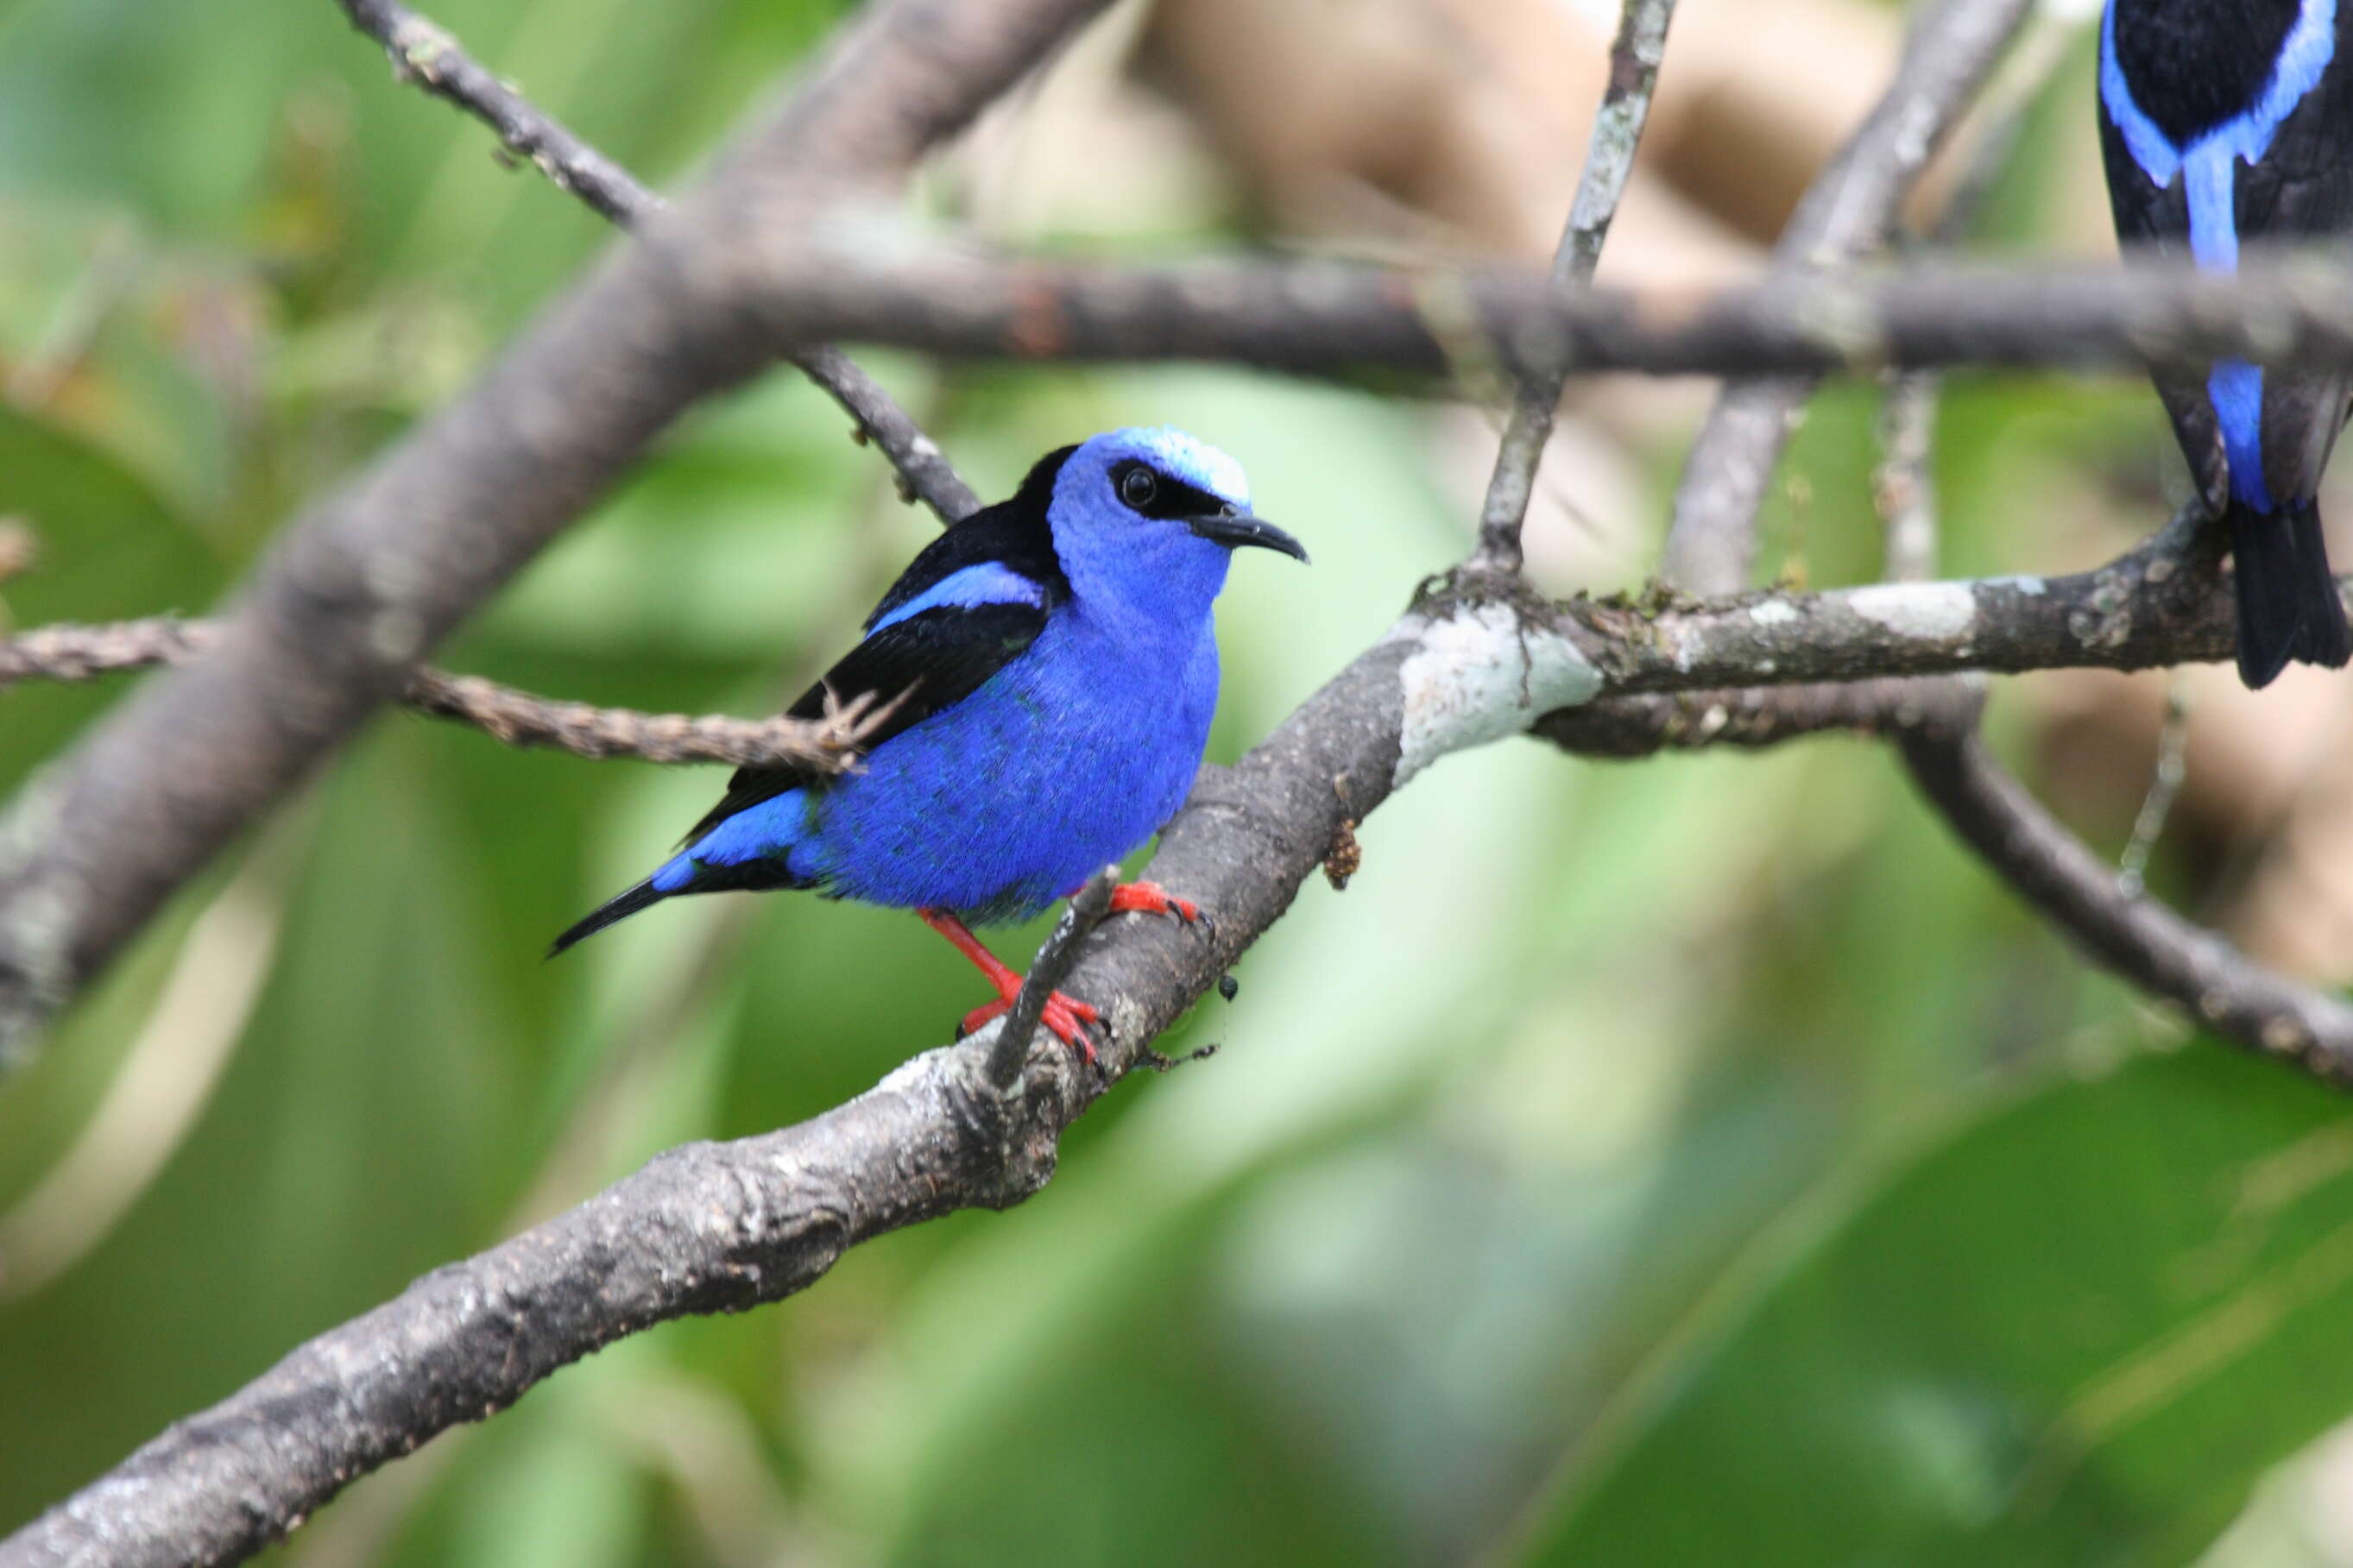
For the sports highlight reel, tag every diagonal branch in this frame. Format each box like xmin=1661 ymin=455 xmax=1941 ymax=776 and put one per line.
xmin=1468 ymin=0 xmax=1678 ymax=575
xmin=0 ymin=619 xmax=877 ymax=771
xmin=1656 ymin=0 xmax=2031 ymax=593
xmin=1898 ymin=729 xmax=2353 ymax=1077
xmin=334 ymin=0 xmax=980 ymax=525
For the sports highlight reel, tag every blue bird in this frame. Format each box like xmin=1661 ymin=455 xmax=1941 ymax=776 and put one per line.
xmin=552 ymin=427 xmax=1308 ymax=1051
xmin=2098 ymin=0 xmax=2353 ymax=687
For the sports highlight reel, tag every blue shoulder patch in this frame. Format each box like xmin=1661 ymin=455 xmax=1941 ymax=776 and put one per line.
xmin=867 ymin=562 xmax=1049 ymax=634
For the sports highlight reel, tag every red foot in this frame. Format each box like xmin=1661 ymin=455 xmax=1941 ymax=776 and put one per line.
xmin=1105 ymin=879 xmax=1202 ymax=923
xmin=959 ymin=991 xmax=1101 ymax=1059
xmin=920 ymin=907 xmax=1102 ymax=1061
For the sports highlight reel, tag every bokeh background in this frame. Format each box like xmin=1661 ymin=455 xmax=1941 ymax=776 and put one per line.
xmin=11 ymin=0 xmax=2353 ymax=1563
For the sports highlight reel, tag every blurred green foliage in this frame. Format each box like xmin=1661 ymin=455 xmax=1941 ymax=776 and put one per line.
xmin=4 ymin=3 xmax=2353 ymax=1565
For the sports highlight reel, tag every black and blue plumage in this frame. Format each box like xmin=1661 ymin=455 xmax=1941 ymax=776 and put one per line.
xmin=2098 ymin=0 xmax=2353 ymax=687
xmin=551 ymin=427 xmax=1307 ymax=1049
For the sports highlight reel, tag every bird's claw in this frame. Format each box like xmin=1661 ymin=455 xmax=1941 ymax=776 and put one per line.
xmin=959 ymin=988 xmax=1102 ymax=1063
xmin=1107 ymin=879 xmax=1210 ymax=938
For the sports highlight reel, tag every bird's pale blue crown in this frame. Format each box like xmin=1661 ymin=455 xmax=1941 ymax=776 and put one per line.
xmin=1041 ymin=426 xmax=1303 ymax=626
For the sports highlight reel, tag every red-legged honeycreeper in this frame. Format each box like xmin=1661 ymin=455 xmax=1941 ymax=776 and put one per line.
xmin=551 ymin=427 xmax=1309 ymax=1054
xmin=2098 ymin=0 xmax=2353 ymax=688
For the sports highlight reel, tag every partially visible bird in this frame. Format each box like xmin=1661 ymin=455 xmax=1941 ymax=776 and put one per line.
xmin=552 ymin=427 xmax=1308 ymax=1052
xmin=2098 ymin=0 xmax=2353 ymax=687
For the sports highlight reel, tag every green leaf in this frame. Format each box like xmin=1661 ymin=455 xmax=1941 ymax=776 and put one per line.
xmin=1506 ymin=1046 xmax=2353 ymax=1568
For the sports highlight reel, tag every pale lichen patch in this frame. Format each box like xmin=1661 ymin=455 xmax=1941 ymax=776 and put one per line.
xmin=1845 ymin=582 xmax=1976 ymax=642
xmin=1393 ymin=606 xmax=1602 ymax=786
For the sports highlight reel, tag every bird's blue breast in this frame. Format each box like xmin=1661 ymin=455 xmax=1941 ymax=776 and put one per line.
xmin=2101 ymin=0 xmax=2338 ymax=508
xmin=793 ymin=606 xmax=1219 ymax=922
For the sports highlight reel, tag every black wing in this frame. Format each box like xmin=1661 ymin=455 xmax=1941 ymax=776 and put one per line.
xmin=678 ymin=449 xmax=1076 ymax=846
xmin=862 ymin=445 xmax=1074 ymax=628
xmin=2107 ymin=0 xmax=2300 ymax=148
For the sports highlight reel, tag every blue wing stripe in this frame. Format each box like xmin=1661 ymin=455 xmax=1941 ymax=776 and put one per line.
xmin=867 ymin=562 xmax=1046 ymax=634
xmin=2100 ymin=0 xmax=2336 ymax=200
xmin=2100 ymin=4 xmax=2184 ymax=186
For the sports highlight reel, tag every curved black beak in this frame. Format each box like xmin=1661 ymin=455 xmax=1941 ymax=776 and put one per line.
xmin=1189 ymin=510 xmax=1309 ymax=564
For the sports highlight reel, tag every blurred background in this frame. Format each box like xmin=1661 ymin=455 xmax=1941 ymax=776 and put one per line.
xmin=9 ymin=0 xmax=2353 ymax=1563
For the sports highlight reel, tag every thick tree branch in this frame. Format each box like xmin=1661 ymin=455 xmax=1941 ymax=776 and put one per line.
xmin=1560 ymin=507 xmax=2236 ymax=690
xmin=1468 ymin=0 xmax=1677 ymax=575
xmin=0 ymin=0 xmax=1115 ymax=1060
xmin=335 ymin=0 xmax=981 ymax=525
xmin=0 ymin=620 xmax=874 ymax=771
xmin=1658 ymin=0 xmax=2030 ymax=593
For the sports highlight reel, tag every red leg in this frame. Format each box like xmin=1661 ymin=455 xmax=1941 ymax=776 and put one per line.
xmin=918 ymin=908 xmax=1101 ymax=1060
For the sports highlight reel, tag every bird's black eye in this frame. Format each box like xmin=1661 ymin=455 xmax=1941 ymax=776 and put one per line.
xmin=1119 ymin=465 xmax=1159 ymax=510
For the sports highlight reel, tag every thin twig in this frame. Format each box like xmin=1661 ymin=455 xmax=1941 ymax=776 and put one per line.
xmin=406 ymin=671 xmax=895 ymax=769
xmin=0 ymin=619 xmax=879 ymax=771
xmin=0 ymin=618 xmax=203 ymax=685
xmin=2117 ymin=672 xmax=2192 ymax=898
xmin=334 ymin=0 xmax=981 ymax=524
xmin=1656 ymin=0 xmax=2032 ymax=592
xmin=987 ymin=866 xmax=1118 ymax=1091
xmin=1467 ymin=0 xmax=1677 ymax=575
xmin=1874 ymin=372 xmax=1940 ymax=583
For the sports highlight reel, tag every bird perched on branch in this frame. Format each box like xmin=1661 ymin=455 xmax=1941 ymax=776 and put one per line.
xmin=552 ymin=427 xmax=1308 ymax=1054
xmin=2098 ymin=0 xmax=2353 ymax=687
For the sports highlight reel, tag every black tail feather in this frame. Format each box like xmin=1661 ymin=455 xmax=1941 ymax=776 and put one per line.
xmin=2232 ymin=500 xmax=2351 ymax=689
xmin=549 ymin=879 xmax=668 ymax=956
